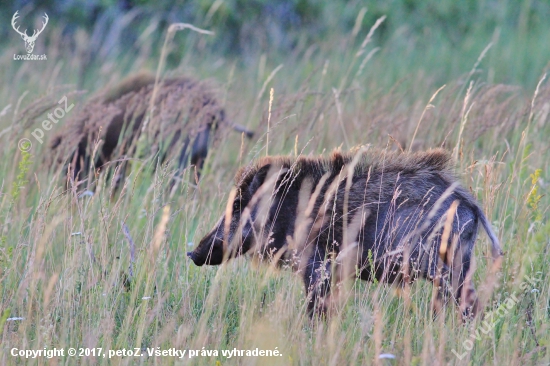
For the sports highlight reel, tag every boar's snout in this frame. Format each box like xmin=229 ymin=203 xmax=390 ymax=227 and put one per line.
xmin=187 ymin=229 xmax=225 ymax=266
xmin=186 ymin=251 xmax=202 ymax=266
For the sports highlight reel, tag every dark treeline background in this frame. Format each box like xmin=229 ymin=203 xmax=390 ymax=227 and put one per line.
xmin=1 ymin=0 xmax=550 ymax=88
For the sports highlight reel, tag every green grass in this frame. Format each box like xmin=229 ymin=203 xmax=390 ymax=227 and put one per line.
xmin=1 ymin=8 xmax=550 ymax=365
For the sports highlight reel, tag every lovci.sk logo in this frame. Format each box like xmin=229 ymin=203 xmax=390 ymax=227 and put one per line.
xmin=12 ymin=11 xmax=48 ymax=61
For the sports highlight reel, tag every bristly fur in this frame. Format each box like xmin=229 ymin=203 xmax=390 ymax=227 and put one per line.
xmin=234 ymin=148 xmax=494 ymax=248
xmin=191 ymin=147 xmax=503 ymax=319
xmin=48 ymin=71 xmax=227 ymax=179
xmin=235 ymin=148 xmax=454 ymax=189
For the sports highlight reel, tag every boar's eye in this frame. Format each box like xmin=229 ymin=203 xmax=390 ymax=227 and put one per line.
xmin=232 ymin=198 xmax=242 ymax=211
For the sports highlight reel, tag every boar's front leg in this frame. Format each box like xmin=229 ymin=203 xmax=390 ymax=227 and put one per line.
xmin=304 ymin=244 xmax=332 ymax=318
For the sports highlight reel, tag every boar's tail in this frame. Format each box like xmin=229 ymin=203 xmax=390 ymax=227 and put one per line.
xmin=231 ymin=123 xmax=254 ymax=139
xmin=475 ymin=205 xmax=503 ymax=261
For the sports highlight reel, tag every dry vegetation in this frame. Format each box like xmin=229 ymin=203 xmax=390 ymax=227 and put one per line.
xmin=0 ymin=15 xmax=549 ymax=366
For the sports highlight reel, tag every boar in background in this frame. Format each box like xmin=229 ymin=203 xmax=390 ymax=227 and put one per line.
xmin=48 ymin=72 xmax=253 ymax=185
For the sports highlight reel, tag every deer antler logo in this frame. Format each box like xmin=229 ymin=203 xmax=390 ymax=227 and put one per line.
xmin=11 ymin=11 xmax=49 ymax=54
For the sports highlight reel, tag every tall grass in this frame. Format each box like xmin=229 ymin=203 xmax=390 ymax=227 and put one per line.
xmin=0 ymin=13 xmax=549 ymax=366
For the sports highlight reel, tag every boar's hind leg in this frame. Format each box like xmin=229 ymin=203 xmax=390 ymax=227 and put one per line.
xmin=190 ymin=127 xmax=211 ymax=175
xmin=174 ymin=127 xmax=210 ymax=182
xmin=448 ymin=207 xmax=480 ymax=320
xmin=434 ymin=208 xmax=479 ymax=320
xmin=452 ymin=232 xmax=478 ymax=320
xmin=429 ymin=261 xmax=454 ymax=319
xmin=304 ymin=245 xmax=332 ymax=318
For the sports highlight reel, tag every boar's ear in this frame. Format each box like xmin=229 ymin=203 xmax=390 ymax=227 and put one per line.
xmin=248 ymin=164 xmax=271 ymax=194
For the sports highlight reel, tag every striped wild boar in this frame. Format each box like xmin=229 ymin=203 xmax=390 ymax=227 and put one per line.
xmin=187 ymin=148 xmax=503 ymax=319
xmin=49 ymin=72 xmax=253 ymax=182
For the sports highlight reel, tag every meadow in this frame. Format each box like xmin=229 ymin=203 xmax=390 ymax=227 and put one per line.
xmin=0 ymin=2 xmax=549 ymax=365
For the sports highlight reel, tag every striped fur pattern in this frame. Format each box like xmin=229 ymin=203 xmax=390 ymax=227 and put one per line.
xmin=188 ymin=148 xmax=503 ymax=319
